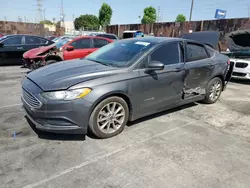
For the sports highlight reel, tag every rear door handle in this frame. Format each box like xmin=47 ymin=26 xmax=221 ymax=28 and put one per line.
xmin=17 ymin=47 xmax=23 ymax=50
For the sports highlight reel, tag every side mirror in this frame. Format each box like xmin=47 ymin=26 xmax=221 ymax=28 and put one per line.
xmin=147 ymin=61 xmax=164 ymax=71
xmin=0 ymin=43 xmax=4 ymax=47
xmin=66 ymin=45 xmax=74 ymax=51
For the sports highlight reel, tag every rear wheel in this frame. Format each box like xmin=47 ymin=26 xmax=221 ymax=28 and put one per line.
xmin=89 ymin=97 xmax=129 ymax=139
xmin=203 ymin=77 xmax=223 ymax=104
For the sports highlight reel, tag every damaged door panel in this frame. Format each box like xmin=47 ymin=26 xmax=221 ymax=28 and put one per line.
xmin=183 ymin=42 xmax=213 ymax=99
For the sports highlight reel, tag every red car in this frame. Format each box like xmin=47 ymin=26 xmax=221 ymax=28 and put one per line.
xmin=23 ymin=36 xmax=113 ymax=70
xmin=0 ymin=32 xmax=4 ymax=37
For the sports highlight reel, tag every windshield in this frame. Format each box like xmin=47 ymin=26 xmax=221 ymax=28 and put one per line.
xmin=52 ymin=37 xmax=59 ymax=42
xmin=85 ymin=39 xmax=155 ymax=67
xmin=55 ymin=38 xmax=72 ymax=48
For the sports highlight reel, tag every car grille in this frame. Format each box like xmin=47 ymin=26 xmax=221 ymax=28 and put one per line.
xmin=235 ymin=62 xmax=248 ymax=68
xmin=232 ymin=72 xmax=247 ymax=77
xmin=22 ymin=88 xmax=42 ymax=108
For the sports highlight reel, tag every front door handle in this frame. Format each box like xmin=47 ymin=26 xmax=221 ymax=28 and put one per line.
xmin=17 ymin=47 xmax=23 ymax=50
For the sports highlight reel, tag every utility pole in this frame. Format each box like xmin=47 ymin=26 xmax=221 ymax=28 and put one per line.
xmin=72 ymin=14 xmax=75 ymax=35
xmin=189 ymin=0 xmax=194 ymax=21
xmin=43 ymin=9 xmax=46 ymax=21
xmin=157 ymin=6 xmax=161 ymax=22
xmin=4 ymin=16 xmax=7 ymax=21
xmin=36 ymin=0 xmax=43 ymax=23
xmin=248 ymin=4 xmax=250 ymax=19
xmin=60 ymin=0 xmax=65 ymax=28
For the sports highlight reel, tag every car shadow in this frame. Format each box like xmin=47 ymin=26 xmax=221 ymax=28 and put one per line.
xmin=230 ymin=78 xmax=250 ymax=85
xmin=26 ymin=117 xmax=86 ymax=141
xmin=127 ymin=102 xmax=197 ymax=127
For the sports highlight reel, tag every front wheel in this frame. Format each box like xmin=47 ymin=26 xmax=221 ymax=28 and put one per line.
xmin=89 ymin=97 xmax=129 ymax=139
xmin=202 ymin=77 xmax=223 ymax=104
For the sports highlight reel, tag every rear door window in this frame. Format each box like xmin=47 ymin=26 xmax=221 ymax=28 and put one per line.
xmin=71 ymin=38 xmax=91 ymax=49
xmin=93 ymin=38 xmax=109 ymax=48
xmin=186 ymin=43 xmax=209 ymax=62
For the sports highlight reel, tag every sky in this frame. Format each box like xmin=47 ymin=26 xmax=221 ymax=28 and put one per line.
xmin=0 ymin=0 xmax=249 ymax=24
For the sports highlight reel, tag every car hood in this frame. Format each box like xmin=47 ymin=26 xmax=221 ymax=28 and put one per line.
xmin=182 ymin=31 xmax=220 ymax=49
xmin=27 ymin=59 xmax=120 ymax=91
xmin=226 ymin=30 xmax=250 ymax=52
xmin=23 ymin=45 xmax=56 ymax=58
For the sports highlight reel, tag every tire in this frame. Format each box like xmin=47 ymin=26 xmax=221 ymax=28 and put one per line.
xmin=46 ymin=60 xmax=58 ymax=65
xmin=89 ymin=96 xmax=129 ymax=139
xmin=202 ymin=77 xmax=223 ymax=104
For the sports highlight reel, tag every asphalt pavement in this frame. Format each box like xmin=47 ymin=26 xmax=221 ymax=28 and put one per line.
xmin=0 ymin=66 xmax=250 ymax=188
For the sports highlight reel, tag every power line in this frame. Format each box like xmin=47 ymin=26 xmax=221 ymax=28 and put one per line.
xmin=157 ymin=6 xmax=161 ymax=22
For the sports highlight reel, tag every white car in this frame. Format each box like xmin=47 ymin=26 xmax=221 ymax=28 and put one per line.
xmin=230 ymin=58 xmax=250 ymax=80
xmin=225 ymin=30 xmax=250 ymax=80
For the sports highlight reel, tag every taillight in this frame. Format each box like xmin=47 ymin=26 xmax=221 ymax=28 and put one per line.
xmin=227 ymin=59 xmax=230 ymax=65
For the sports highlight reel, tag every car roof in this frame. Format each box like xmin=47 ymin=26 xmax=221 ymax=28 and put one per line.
xmin=2 ymin=34 xmax=46 ymax=38
xmin=73 ymin=36 xmax=113 ymax=41
xmin=97 ymin=33 xmax=116 ymax=36
xmin=122 ymin=37 xmax=182 ymax=43
xmin=123 ymin=30 xmax=143 ymax=33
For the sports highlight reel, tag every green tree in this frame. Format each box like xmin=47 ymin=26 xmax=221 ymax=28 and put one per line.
xmin=74 ymin=14 xmax=99 ymax=30
xmin=176 ymin=14 xmax=186 ymax=22
xmin=141 ymin=6 xmax=156 ymax=24
xmin=40 ymin=20 xmax=54 ymax=25
xmin=99 ymin=3 xmax=113 ymax=27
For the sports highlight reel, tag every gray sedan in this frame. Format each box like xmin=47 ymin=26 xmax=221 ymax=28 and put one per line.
xmin=21 ymin=32 xmax=232 ymax=138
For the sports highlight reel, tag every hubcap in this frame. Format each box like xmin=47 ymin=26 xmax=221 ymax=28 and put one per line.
xmin=209 ymin=81 xmax=221 ymax=101
xmin=97 ymin=102 xmax=125 ymax=134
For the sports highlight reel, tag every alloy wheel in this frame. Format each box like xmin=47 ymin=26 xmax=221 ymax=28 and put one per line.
xmin=209 ymin=80 xmax=221 ymax=101
xmin=97 ymin=102 xmax=125 ymax=134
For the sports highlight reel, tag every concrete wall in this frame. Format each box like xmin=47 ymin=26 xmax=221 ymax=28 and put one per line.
xmin=0 ymin=21 xmax=64 ymax=37
xmin=106 ymin=18 xmax=250 ymax=50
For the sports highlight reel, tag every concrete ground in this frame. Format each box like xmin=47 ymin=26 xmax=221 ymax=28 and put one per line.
xmin=0 ymin=66 xmax=250 ymax=188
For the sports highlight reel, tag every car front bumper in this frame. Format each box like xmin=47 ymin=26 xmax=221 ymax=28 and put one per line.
xmin=21 ymin=78 xmax=93 ymax=134
xmin=230 ymin=59 xmax=250 ymax=80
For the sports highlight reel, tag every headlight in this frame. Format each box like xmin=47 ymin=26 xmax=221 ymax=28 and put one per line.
xmin=41 ymin=88 xmax=92 ymax=101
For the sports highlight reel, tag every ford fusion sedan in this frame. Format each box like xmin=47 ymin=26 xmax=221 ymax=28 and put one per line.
xmin=22 ymin=32 xmax=232 ymax=139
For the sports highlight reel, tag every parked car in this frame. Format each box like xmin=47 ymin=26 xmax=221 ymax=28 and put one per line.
xmin=95 ymin=33 xmax=119 ymax=40
xmin=52 ymin=36 xmax=74 ymax=43
xmin=21 ymin=31 xmax=232 ymax=139
xmin=122 ymin=30 xmax=144 ymax=39
xmin=23 ymin=36 xmax=113 ymax=70
xmin=0 ymin=35 xmax=54 ymax=65
xmin=0 ymin=32 xmax=4 ymax=37
xmin=23 ymin=37 xmax=74 ymax=69
xmin=46 ymin=36 xmax=57 ymax=41
xmin=222 ymin=30 xmax=250 ymax=80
